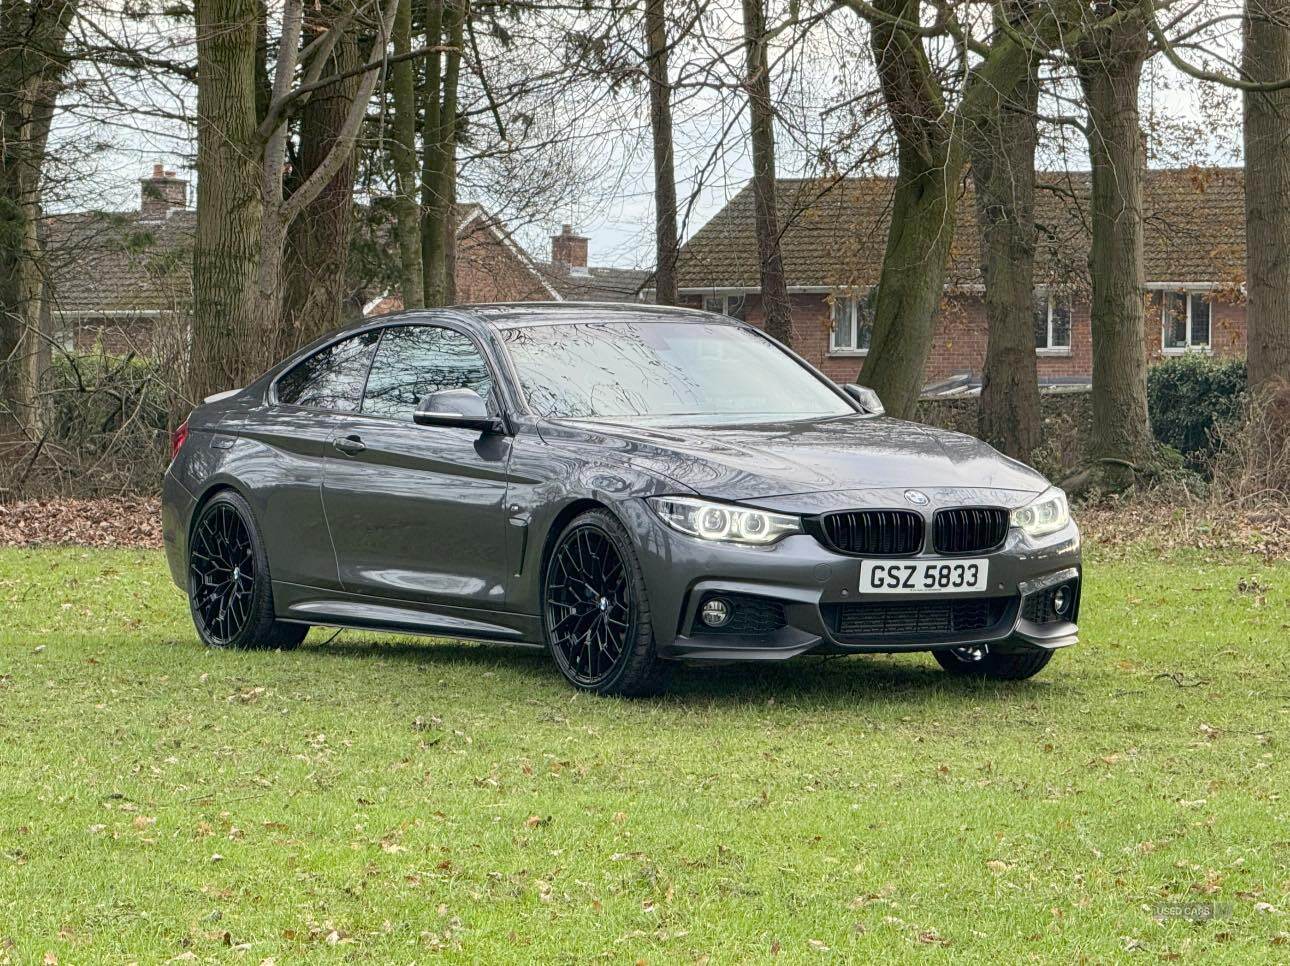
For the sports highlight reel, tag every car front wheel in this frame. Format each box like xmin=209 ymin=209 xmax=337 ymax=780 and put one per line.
xmin=188 ymin=490 xmax=307 ymax=652
xmin=933 ymin=643 xmax=1053 ymax=680
xmin=542 ymin=509 xmax=671 ymax=696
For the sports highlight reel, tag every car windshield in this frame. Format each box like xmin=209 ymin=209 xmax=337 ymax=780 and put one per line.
xmin=500 ymin=320 xmax=855 ymax=425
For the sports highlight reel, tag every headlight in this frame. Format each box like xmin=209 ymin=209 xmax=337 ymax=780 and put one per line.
xmin=1010 ymin=486 xmax=1071 ymax=537
xmin=647 ymin=496 xmax=802 ymax=546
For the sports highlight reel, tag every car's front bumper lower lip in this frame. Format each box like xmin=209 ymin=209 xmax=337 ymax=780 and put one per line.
xmin=626 ymin=503 xmax=1082 ymax=662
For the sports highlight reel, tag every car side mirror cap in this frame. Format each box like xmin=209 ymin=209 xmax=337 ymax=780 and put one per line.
xmin=843 ymin=384 xmax=885 ymax=415
xmin=413 ymin=388 xmax=503 ymax=433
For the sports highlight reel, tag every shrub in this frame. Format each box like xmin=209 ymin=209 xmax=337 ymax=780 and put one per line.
xmin=1210 ymin=388 xmax=1290 ymax=505
xmin=44 ymin=353 xmax=172 ymax=442
xmin=0 ymin=351 xmax=182 ymax=499
xmin=1146 ymin=354 xmax=1246 ymax=465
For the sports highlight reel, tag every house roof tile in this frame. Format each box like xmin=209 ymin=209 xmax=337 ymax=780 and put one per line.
xmin=674 ymin=166 xmax=1245 ymax=293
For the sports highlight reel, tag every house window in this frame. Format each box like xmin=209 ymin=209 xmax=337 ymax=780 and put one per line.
xmin=1162 ymin=292 xmax=1210 ymax=352
xmin=1033 ymin=293 xmax=1072 ymax=352
xmin=830 ymin=289 xmax=875 ymax=354
xmin=703 ymin=294 xmax=746 ymax=321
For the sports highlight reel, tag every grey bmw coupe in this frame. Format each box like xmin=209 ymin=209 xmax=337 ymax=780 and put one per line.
xmin=162 ymin=302 xmax=1081 ymax=695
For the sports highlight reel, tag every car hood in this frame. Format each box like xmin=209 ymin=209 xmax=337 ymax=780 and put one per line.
xmin=559 ymin=414 xmax=1050 ymax=506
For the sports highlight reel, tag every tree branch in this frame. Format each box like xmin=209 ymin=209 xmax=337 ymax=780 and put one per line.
xmin=281 ymin=0 xmax=400 ymax=220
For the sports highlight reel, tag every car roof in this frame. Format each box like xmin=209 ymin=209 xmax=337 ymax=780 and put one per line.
xmin=457 ymin=301 xmax=719 ymax=330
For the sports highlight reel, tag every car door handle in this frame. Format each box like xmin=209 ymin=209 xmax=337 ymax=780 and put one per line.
xmin=333 ymin=435 xmax=366 ymax=456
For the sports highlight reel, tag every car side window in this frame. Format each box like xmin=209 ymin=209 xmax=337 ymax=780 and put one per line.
xmin=362 ymin=325 xmax=494 ymax=421
xmin=275 ymin=331 xmax=380 ymax=411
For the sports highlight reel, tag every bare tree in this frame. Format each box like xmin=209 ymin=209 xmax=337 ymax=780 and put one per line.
xmin=0 ymin=0 xmax=75 ymax=431
xmin=284 ymin=2 xmax=364 ymax=348
xmin=421 ymin=0 xmax=465 ymax=307
xmin=390 ymin=0 xmax=424 ymax=310
xmin=742 ymin=0 xmax=792 ymax=344
xmin=1075 ymin=7 xmax=1153 ymax=488
xmin=844 ymin=0 xmax=1087 ymax=419
xmin=189 ymin=0 xmax=398 ymax=400
xmin=971 ymin=4 xmax=1042 ymax=462
xmin=646 ymin=0 xmax=679 ymax=305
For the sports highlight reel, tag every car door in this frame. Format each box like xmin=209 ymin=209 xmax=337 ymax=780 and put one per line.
xmin=238 ymin=329 xmax=381 ymax=590
xmin=321 ymin=323 xmax=513 ymax=611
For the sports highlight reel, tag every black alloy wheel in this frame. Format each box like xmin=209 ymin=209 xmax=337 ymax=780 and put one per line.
xmin=543 ymin=510 xmax=669 ymax=696
xmin=187 ymin=491 xmax=305 ymax=651
xmin=190 ymin=500 xmax=255 ymax=645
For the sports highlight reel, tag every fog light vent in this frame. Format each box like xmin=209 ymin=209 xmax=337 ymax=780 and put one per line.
xmin=700 ymin=598 xmax=732 ymax=628
xmin=692 ymin=594 xmax=787 ymax=636
xmin=1022 ymin=579 xmax=1079 ymax=624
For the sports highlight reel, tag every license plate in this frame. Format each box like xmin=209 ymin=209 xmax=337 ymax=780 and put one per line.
xmin=859 ymin=559 xmax=989 ymax=594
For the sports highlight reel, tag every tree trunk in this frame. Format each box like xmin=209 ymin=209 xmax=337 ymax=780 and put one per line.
xmin=191 ymin=0 xmax=265 ymax=401
xmin=0 ymin=0 xmax=73 ymax=431
xmin=1244 ymin=0 xmax=1290 ymax=395
xmin=857 ymin=0 xmax=954 ymax=418
xmin=440 ymin=1 xmax=463 ymax=304
xmin=1078 ymin=24 xmax=1154 ymax=486
xmin=971 ymin=10 xmax=1042 ymax=462
xmin=646 ymin=0 xmax=679 ymax=306
xmin=420 ymin=0 xmax=449 ymax=306
xmin=741 ymin=0 xmax=792 ymax=344
xmin=391 ymin=0 xmax=424 ymax=309
xmin=282 ymin=10 xmax=361 ymax=351
xmin=851 ymin=0 xmax=1075 ymax=420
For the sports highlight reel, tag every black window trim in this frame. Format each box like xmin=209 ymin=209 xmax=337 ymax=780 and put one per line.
xmin=268 ymin=328 xmax=383 ymax=415
xmin=353 ymin=321 xmax=501 ymax=425
xmin=267 ymin=314 xmax=520 ymax=422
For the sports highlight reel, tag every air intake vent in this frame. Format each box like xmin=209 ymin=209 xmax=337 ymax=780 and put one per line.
xmin=814 ymin=509 xmax=924 ymax=556
xmin=933 ymin=508 xmax=1009 ymax=555
xmin=833 ymin=597 xmax=1011 ymax=640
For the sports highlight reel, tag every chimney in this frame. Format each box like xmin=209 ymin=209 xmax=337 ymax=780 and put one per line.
xmin=551 ymin=223 xmax=589 ymax=276
xmin=139 ymin=164 xmax=187 ymax=221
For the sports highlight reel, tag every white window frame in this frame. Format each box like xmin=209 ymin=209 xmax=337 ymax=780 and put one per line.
xmin=702 ymin=294 xmax=745 ymax=319
xmin=1160 ymin=290 xmax=1212 ymax=355
xmin=1034 ymin=292 xmax=1072 ymax=356
xmin=828 ymin=290 xmax=873 ymax=357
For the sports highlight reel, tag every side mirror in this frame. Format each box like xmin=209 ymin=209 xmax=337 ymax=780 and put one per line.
xmin=413 ymin=388 xmax=503 ymax=433
xmin=843 ymin=384 xmax=885 ymax=416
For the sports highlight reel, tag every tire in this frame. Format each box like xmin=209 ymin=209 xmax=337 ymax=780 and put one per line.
xmin=187 ymin=490 xmax=307 ymax=652
xmin=933 ymin=642 xmax=1053 ymax=680
xmin=542 ymin=509 xmax=671 ymax=697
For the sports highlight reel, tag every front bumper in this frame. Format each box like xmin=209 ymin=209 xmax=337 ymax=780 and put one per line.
xmin=624 ymin=498 xmax=1082 ymax=662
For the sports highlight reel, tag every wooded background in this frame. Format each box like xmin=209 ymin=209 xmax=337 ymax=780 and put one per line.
xmin=1 ymin=0 xmax=1288 ymax=497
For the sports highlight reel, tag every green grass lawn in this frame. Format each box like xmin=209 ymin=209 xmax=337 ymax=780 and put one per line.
xmin=0 ymin=546 xmax=1287 ymax=963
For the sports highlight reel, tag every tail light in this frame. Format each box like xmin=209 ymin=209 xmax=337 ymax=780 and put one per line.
xmin=171 ymin=418 xmax=189 ymax=460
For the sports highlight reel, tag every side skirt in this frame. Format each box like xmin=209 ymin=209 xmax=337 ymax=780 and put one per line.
xmin=272 ymin=580 xmax=544 ymax=645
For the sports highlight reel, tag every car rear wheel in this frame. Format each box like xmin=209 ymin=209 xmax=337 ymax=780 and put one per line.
xmin=933 ymin=643 xmax=1053 ymax=680
xmin=543 ymin=509 xmax=671 ymax=696
xmin=188 ymin=490 xmax=307 ymax=652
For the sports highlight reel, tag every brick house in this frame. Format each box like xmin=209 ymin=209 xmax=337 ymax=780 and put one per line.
xmin=43 ymin=166 xmax=648 ymax=351
xmin=672 ymin=167 xmax=1246 ymax=391
xmin=364 ymin=221 xmax=649 ymax=315
xmin=41 ymin=166 xmax=196 ymax=354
